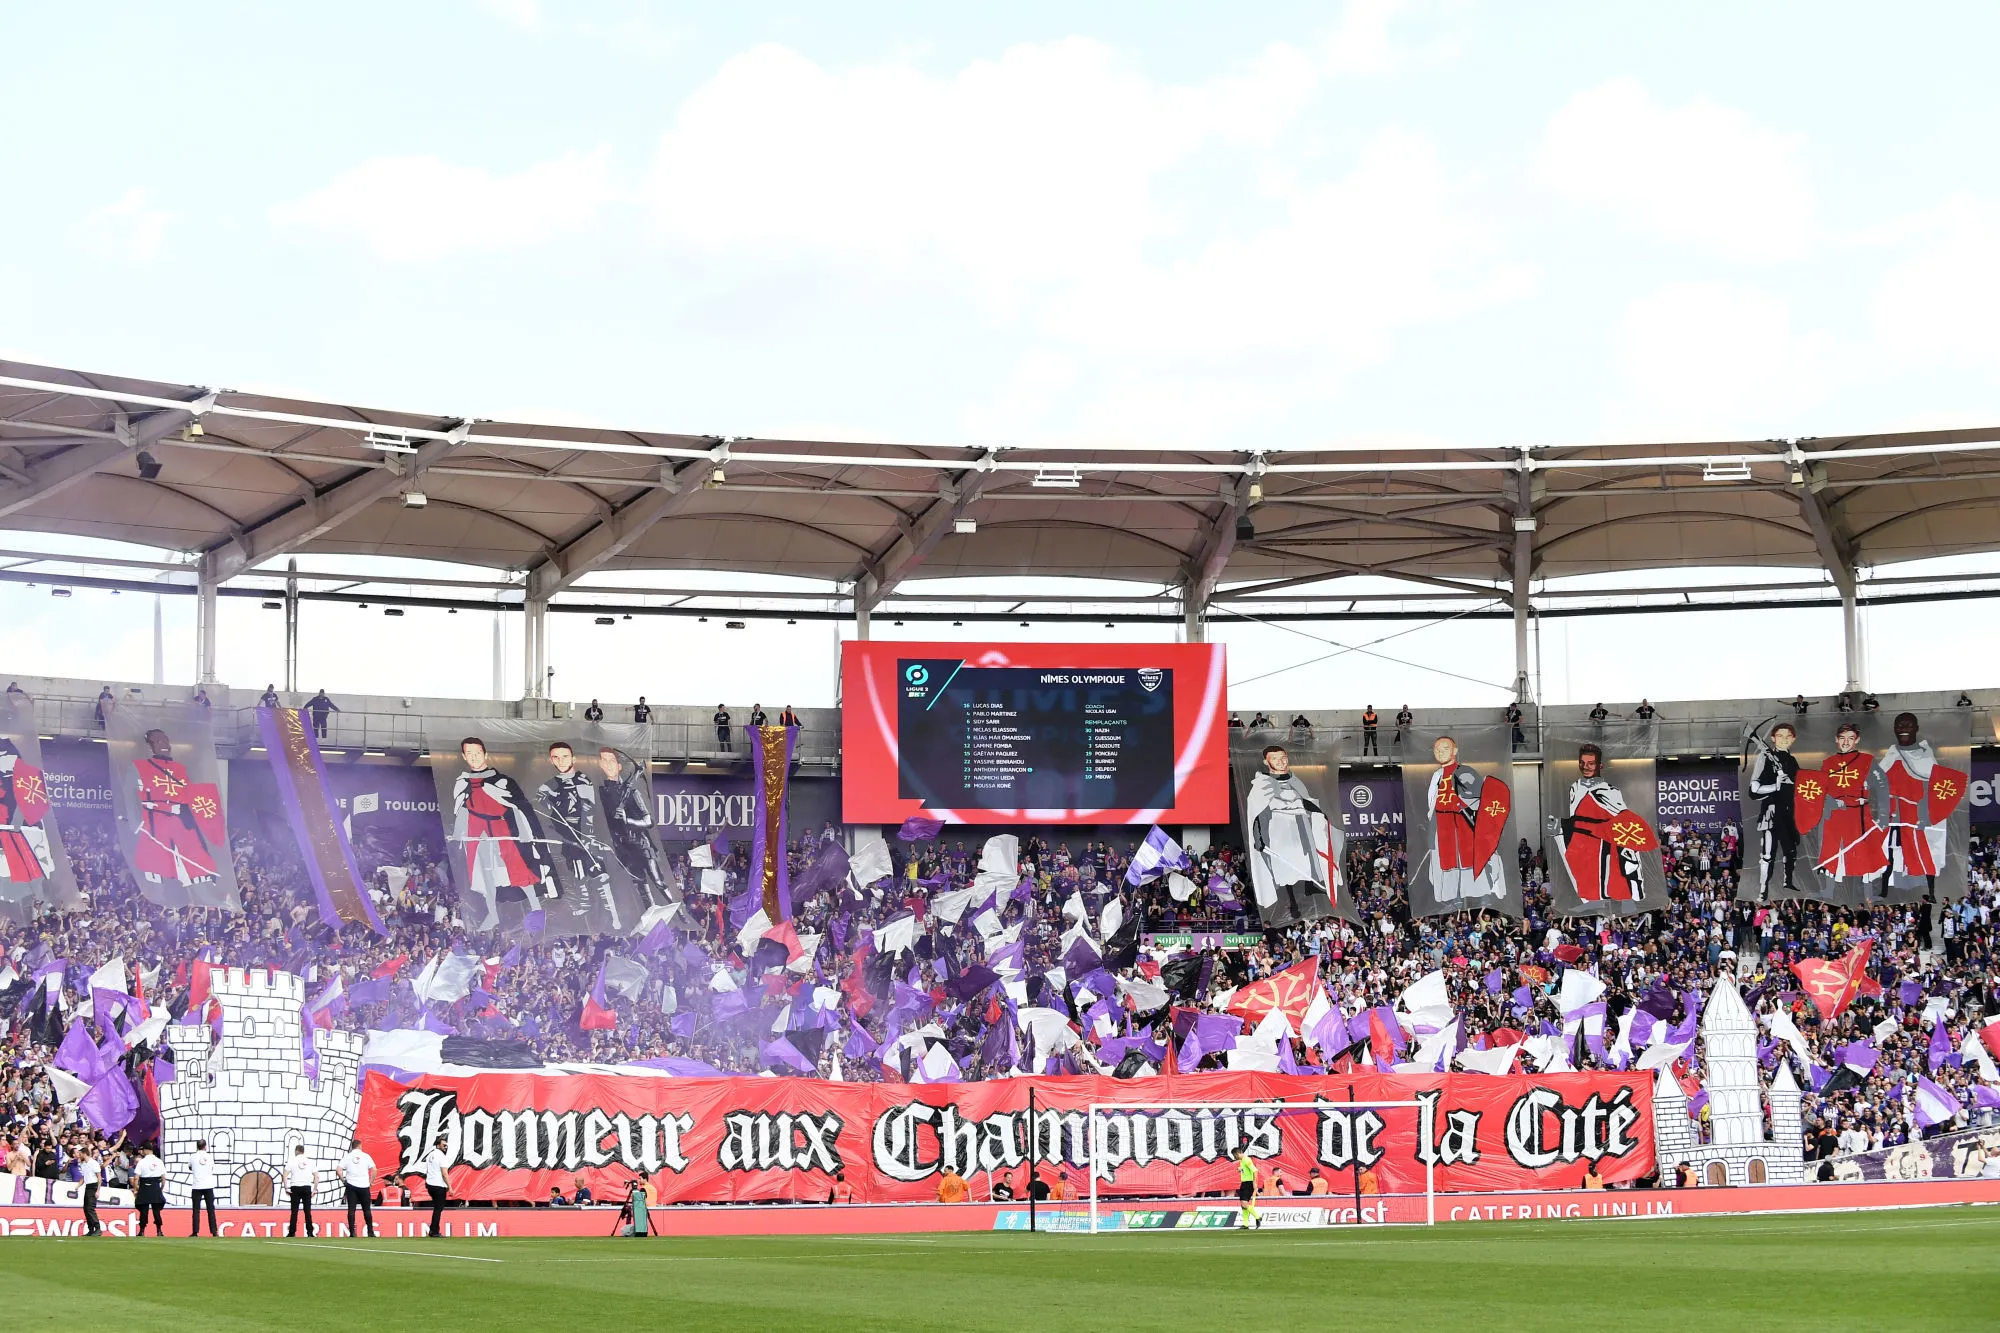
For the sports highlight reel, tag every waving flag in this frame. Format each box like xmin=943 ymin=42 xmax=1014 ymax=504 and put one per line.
xmin=1125 ymin=826 xmax=1191 ymax=886
xmin=1225 ymin=958 xmax=1321 ymax=1037
xmin=897 ymin=815 xmax=945 ymax=842
xmin=580 ymin=960 xmax=618 ymax=1031
xmin=1791 ymin=939 xmax=1874 ymax=1020
xmin=1912 ymin=1075 xmax=1962 ymax=1129
xmin=1928 ymin=1021 xmax=1959 ymax=1072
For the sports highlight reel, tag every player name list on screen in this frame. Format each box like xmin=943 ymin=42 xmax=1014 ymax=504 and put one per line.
xmin=896 ymin=662 xmax=1176 ymax=813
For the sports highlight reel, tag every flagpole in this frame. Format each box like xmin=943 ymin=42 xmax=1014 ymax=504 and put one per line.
xmin=1348 ymin=1084 xmax=1362 ymax=1224
xmin=1027 ymin=1084 xmax=1037 ymax=1234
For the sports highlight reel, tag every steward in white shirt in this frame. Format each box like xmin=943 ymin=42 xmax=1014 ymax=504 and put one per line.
xmin=338 ymin=1138 xmax=378 ymax=1238
xmin=132 ymin=1144 xmax=167 ymax=1236
xmin=187 ymin=1139 xmax=219 ymax=1237
xmin=284 ymin=1145 xmax=318 ymax=1238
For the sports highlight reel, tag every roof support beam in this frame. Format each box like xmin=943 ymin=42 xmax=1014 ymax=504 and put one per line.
xmin=1510 ymin=456 xmax=1535 ymax=705
xmin=1787 ymin=447 xmax=1862 ymax=688
xmin=201 ymin=423 xmax=470 ymax=583
xmin=1179 ymin=478 xmax=1249 ymax=643
xmin=525 ymin=460 xmax=707 ymax=601
xmin=0 ymin=405 xmax=198 ymax=521
xmin=855 ymin=456 xmax=994 ymax=614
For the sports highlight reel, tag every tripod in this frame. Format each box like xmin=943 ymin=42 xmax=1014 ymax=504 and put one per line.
xmin=610 ymin=1183 xmax=658 ymax=1237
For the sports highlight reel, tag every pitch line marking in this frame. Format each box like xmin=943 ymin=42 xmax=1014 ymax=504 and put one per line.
xmin=260 ymin=1240 xmax=503 ymax=1263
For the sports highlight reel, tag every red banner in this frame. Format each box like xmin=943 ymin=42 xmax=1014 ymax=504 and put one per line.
xmin=357 ymin=1069 xmax=1655 ymax=1204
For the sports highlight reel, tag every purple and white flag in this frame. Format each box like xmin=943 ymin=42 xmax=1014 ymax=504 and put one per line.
xmin=1125 ymin=826 xmax=1191 ymax=886
xmin=1912 ymin=1075 xmax=1963 ymax=1128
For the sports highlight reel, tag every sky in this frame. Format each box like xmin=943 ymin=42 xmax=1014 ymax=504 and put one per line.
xmin=2 ymin=1 xmax=1998 ymax=710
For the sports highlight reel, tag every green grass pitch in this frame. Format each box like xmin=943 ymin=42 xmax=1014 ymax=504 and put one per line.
xmin=1 ymin=1208 xmax=1995 ymax=1331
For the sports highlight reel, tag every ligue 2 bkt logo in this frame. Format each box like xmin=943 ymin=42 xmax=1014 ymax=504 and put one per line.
xmin=905 ymin=664 xmax=929 ymax=685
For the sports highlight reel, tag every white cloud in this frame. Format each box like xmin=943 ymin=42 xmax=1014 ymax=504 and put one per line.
xmin=647 ymin=38 xmax=1321 ymax=292
xmin=478 ymin=0 xmax=540 ymax=29
xmin=646 ymin=27 xmax=1518 ymax=442
xmin=1614 ymin=283 xmax=1828 ymax=432
xmin=77 ymin=187 xmax=172 ymax=262
xmin=1871 ymin=195 xmax=2000 ymax=368
xmin=1537 ymin=78 xmax=1814 ymax=262
xmin=271 ymin=148 xmax=619 ymax=261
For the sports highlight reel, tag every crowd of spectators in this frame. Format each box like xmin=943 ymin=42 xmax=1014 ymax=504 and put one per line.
xmin=5 ymin=782 xmax=1998 ymax=1198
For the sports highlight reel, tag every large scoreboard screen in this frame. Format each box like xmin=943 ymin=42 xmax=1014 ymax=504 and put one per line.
xmin=841 ymin=641 xmax=1228 ymax=826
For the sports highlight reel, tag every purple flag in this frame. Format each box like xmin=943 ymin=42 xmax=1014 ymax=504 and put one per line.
xmin=1898 ymin=980 xmax=1924 ymax=1007
xmin=1976 ymin=1085 xmax=2000 ymax=1111
xmin=636 ymin=918 xmax=675 ymax=955
xmin=1509 ymin=985 xmax=1535 ymax=1018
xmin=1836 ymin=1039 xmax=1879 ymax=1075
xmin=1928 ymin=1021 xmax=1959 ymax=1072
xmin=669 ymin=1012 xmax=698 ymax=1038
xmin=79 ymin=1071 xmax=138 ymax=1135
xmin=897 ymin=815 xmax=945 ymax=842
xmin=301 ymin=1010 xmax=320 ymax=1081
xmin=845 ymin=1024 xmax=880 ymax=1061
xmin=760 ymin=1037 xmax=815 ymax=1074
xmin=56 ymin=1021 xmax=111 ymax=1083
xmin=347 ymin=977 xmax=393 ymax=1008
xmin=1482 ymin=969 xmax=1504 ymax=996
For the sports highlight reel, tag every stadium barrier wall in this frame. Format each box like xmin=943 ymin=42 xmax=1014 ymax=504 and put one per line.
xmin=5 ymin=1178 xmax=1997 ymax=1239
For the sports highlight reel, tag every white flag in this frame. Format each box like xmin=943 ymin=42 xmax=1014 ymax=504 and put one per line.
xmin=873 ymin=914 xmax=918 ymax=955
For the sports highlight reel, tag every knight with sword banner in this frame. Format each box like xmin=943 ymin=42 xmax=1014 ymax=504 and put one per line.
xmin=537 ymin=739 xmax=621 ymax=931
xmin=1794 ymin=721 xmax=1888 ymax=891
xmin=451 ymin=736 xmax=558 ymax=931
xmin=133 ymin=728 xmax=223 ymax=893
xmin=1558 ymin=742 xmax=1657 ymax=904
xmin=1424 ymin=735 xmax=1508 ymax=905
xmin=597 ymin=745 xmax=680 ymax=929
xmin=1869 ymin=711 xmax=1967 ymax=901
xmin=1243 ymin=743 xmax=1338 ymax=926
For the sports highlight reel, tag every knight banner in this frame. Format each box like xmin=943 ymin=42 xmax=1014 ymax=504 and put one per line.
xmin=1737 ymin=708 xmax=1973 ymax=906
xmin=0 ymin=691 xmax=81 ymax=916
xmin=1541 ymin=722 xmax=1665 ymax=918
xmin=1399 ymin=724 xmax=1522 ymax=918
xmin=423 ymin=720 xmax=679 ymax=939
xmin=748 ymin=724 xmax=797 ymax=923
xmin=1227 ymin=726 xmax=1347 ymax=926
xmin=106 ymin=699 xmax=240 ymax=910
xmin=358 ymin=1068 xmax=1654 ymax=1205
xmin=256 ymin=707 xmax=386 ymax=935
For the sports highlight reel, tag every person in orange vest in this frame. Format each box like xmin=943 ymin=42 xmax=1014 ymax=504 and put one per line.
xmin=1360 ymin=706 xmax=1379 ymax=756
xmin=937 ymin=1169 xmax=969 ymax=1203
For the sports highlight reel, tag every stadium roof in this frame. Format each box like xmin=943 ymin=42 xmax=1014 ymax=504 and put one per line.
xmin=2 ymin=357 xmax=1997 ymax=611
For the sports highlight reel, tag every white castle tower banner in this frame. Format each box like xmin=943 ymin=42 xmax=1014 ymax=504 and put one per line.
xmin=1650 ymin=976 xmax=1806 ymax=1188
xmin=159 ymin=967 xmax=363 ymax=1208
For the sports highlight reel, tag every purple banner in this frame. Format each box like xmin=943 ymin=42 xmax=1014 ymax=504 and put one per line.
xmin=255 ymin=707 xmax=386 ymax=935
xmin=1338 ymin=773 xmax=1404 ymax=835
xmin=1830 ymin=1125 xmax=1998 ymax=1182
xmin=38 ymin=738 xmax=114 ymax=813
xmin=651 ymin=774 xmax=840 ymax=842
xmin=322 ymin=762 xmax=448 ymax=873
xmin=1971 ymin=752 xmax=1999 ymax=826
xmin=1655 ymin=761 xmax=1740 ymax=832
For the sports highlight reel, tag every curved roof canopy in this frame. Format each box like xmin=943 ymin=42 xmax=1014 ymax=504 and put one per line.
xmin=2 ymin=358 xmax=1997 ymax=608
